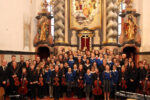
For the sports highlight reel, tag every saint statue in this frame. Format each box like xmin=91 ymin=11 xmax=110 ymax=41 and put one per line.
xmin=39 ymin=16 xmax=49 ymax=41
xmin=124 ymin=15 xmax=137 ymax=41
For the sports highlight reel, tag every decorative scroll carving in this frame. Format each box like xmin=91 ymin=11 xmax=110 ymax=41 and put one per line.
xmin=54 ymin=0 xmax=65 ymax=43
xmin=106 ymin=0 xmax=118 ymax=43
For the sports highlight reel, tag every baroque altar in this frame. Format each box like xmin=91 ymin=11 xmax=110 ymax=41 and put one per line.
xmin=34 ymin=0 xmax=53 ymax=57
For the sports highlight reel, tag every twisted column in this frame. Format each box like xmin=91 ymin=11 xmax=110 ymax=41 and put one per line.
xmin=106 ymin=0 xmax=118 ymax=43
xmin=54 ymin=0 xmax=65 ymax=43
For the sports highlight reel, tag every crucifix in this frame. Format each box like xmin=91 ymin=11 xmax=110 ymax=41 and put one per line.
xmin=83 ymin=34 xmax=88 ymax=51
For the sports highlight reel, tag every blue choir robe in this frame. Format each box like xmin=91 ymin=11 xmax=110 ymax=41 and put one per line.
xmin=73 ymin=69 xmax=77 ymax=77
xmin=102 ymin=71 xmax=113 ymax=86
xmin=107 ymin=61 xmax=114 ymax=70
xmin=111 ymin=70 xmax=119 ymax=85
xmin=44 ymin=69 xmax=51 ymax=83
xmin=84 ymin=73 xmax=93 ymax=85
xmin=95 ymin=58 xmax=103 ymax=67
xmin=66 ymin=72 xmax=74 ymax=82
xmin=68 ymin=59 xmax=75 ymax=69
xmin=90 ymin=58 xmax=96 ymax=64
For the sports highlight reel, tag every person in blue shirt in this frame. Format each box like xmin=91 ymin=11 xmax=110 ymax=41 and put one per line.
xmin=84 ymin=69 xmax=93 ymax=100
xmin=102 ymin=64 xmax=112 ymax=100
xmin=68 ymin=55 xmax=75 ymax=69
xmin=95 ymin=54 xmax=103 ymax=67
xmin=44 ymin=65 xmax=51 ymax=83
xmin=44 ymin=65 xmax=51 ymax=96
xmin=66 ymin=68 xmax=74 ymax=97
xmin=72 ymin=64 xmax=78 ymax=97
xmin=111 ymin=65 xmax=119 ymax=98
xmin=90 ymin=53 xmax=95 ymax=64
xmin=107 ymin=56 xmax=114 ymax=70
xmin=111 ymin=65 xmax=119 ymax=85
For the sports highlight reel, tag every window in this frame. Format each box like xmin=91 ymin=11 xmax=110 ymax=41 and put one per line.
xmin=47 ymin=0 xmax=54 ymax=37
xmin=118 ymin=2 xmax=126 ymax=43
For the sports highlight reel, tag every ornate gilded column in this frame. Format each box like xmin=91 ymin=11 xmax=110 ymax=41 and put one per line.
xmin=65 ymin=0 xmax=68 ymax=44
xmin=103 ymin=0 xmax=107 ymax=43
xmin=54 ymin=0 xmax=65 ymax=43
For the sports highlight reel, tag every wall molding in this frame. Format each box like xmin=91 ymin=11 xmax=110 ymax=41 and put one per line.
xmin=136 ymin=52 xmax=150 ymax=55
xmin=0 ymin=50 xmax=37 ymax=55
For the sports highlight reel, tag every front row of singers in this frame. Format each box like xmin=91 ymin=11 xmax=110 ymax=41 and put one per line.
xmin=0 ymin=61 xmax=150 ymax=100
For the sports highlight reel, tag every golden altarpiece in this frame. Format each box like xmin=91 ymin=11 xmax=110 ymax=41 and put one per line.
xmin=33 ymin=0 xmax=141 ymax=62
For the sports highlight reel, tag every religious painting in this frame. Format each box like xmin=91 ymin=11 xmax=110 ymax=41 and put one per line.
xmin=70 ymin=0 xmax=101 ymax=30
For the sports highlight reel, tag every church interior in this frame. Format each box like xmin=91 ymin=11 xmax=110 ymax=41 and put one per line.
xmin=0 ymin=0 xmax=150 ymax=100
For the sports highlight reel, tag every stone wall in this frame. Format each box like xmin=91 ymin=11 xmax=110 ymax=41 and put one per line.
xmin=0 ymin=50 xmax=36 ymax=65
xmin=139 ymin=54 xmax=150 ymax=64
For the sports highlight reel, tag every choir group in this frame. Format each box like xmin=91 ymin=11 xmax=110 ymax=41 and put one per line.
xmin=0 ymin=49 xmax=150 ymax=100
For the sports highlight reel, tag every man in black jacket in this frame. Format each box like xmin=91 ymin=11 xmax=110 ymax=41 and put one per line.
xmin=128 ymin=61 xmax=138 ymax=92
xmin=8 ymin=61 xmax=20 ymax=95
xmin=18 ymin=56 xmax=26 ymax=71
xmin=0 ymin=60 xmax=8 ymax=87
xmin=52 ymin=65 xmax=61 ymax=100
xmin=8 ymin=55 xmax=16 ymax=68
xmin=0 ymin=59 xmax=9 ymax=99
xmin=28 ymin=64 xmax=38 ymax=100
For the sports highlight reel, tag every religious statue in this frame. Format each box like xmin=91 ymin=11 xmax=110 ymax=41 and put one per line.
xmin=39 ymin=16 xmax=49 ymax=41
xmin=34 ymin=0 xmax=53 ymax=46
xmin=124 ymin=15 xmax=137 ymax=41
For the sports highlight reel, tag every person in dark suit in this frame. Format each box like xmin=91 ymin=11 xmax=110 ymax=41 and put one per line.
xmin=18 ymin=56 xmax=26 ymax=75
xmin=52 ymin=65 xmax=61 ymax=100
xmin=0 ymin=60 xmax=9 ymax=100
xmin=0 ymin=60 xmax=8 ymax=87
xmin=8 ymin=61 xmax=20 ymax=96
xmin=35 ymin=57 xmax=40 ymax=69
xmin=128 ymin=61 xmax=138 ymax=92
xmin=28 ymin=64 xmax=38 ymax=100
xmin=8 ymin=55 xmax=16 ymax=68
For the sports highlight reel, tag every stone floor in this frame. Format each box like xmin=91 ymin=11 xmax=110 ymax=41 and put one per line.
xmin=5 ymin=97 xmax=131 ymax=100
